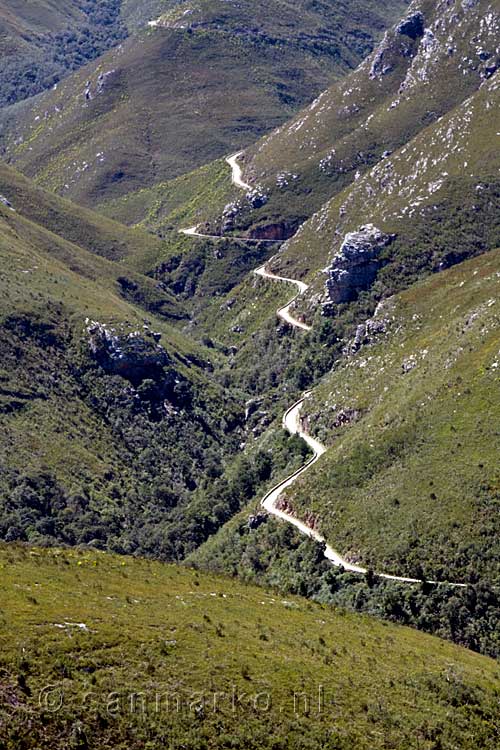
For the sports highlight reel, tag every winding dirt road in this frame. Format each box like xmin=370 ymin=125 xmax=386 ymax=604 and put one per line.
xmin=226 ymin=152 xmax=252 ymax=190
xmin=180 ymin=152 xmax=467 ymax=588
xmin=254 ymin=264 xmax=311 ymax=331
xmin=179 ymin=226 xmax=281 ymax=244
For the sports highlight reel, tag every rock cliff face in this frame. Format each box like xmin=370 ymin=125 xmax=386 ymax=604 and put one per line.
xmin=324 ymin=224 xmax=395 ymax=304
xmin=249 ymin=222 xmax=297 ymax=241
xmin=86 ymin=320 xmax=170 ymax=384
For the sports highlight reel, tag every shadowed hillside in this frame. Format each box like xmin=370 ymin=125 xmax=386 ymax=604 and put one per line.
xmin=0 ymin=0 xmax=406 ymax=205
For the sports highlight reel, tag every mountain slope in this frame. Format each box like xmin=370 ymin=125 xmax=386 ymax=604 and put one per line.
xmin=1 ymin=543 xmax=499 ymax=750
xmin=217 ymin=0 xmax=499 ymax=237
xmin=0 ymin=160 xmax=171 ymax=272
xmin=0 ymin=0 xmax=127 ymax=107
xmin=0 ymin=0 xmax=406 ymax=205
xmin=0 ymin=165 xmax=251 ymax=560
xmin=266 ymin=66 xmax=499 ymax=297
xmin=281 ymin=250 xmax=500 ymax=584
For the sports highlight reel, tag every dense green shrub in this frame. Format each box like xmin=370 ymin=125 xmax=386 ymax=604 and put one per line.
xmin=0 ymin=0 xmax=127 ymax=107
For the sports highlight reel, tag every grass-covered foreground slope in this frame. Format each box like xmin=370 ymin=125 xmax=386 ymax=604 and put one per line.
xmin=281 ymin=250 xmax=500 ymax=584
xmin=0 ymin=0 xmax=405 ymax=206
xmin=1 ymin=544 xmax=499 ymax=750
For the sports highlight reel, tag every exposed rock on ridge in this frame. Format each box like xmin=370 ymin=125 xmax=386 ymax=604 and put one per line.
xmin=324 ymin=224 xmax=396 ymax=304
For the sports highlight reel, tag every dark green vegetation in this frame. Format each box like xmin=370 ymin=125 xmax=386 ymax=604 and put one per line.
xmin=175 ymin=14 xmax=499 ymax=596
xmin=192 ymin=247 xmax=500 ymax=588
xmin=0 ymin=0 xmax=405 ymax=205
xmin=1 ymin=543 xmax=499 ymax=750
xmin=0 ymin=0 xmax=127 ymax=107
xmin=0 ymin=162 xmax=318 ymax=562
xmin=0 ymin=163 xmax=244 ymax=559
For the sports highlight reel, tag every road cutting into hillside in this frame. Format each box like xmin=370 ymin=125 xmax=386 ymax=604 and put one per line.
xmin=254 ymin=264 xmax=311 ymax=330
xmin=226 ymin=151 xmax=252 ymax=190
xmin=180 ymin=152 xmax=467 ymax=589
xmin=179 ymin=225 xmax=281 ymax=243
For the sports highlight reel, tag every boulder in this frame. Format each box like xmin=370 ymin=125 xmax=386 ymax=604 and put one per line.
xmin=396 ymin=12 xmax=425 ymax=40
xmin=248 ymin=512 xmax=267 ymax=530
xmin=346 ymin=317 xmax=389 ymax=354
xmin=324 ymin=224 xmax=395 ymax=304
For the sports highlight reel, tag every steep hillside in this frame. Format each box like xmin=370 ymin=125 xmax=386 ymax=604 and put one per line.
xmin=267 ymin=66 xmax=499 ymax=303
xmin=0 ymin=161 xmax=171 ymax=272
xmin=273 ymin=250 xmax=500 ymax=584
xmin=0 ymin=0 xmax=126 ymax=107
xmin=0 ymin=166 xmax=258 ymax=561
xmin=1 ymin=543 xmax=499 ymax=750
xmin=217 ymin=0 xmax=499 ymax=237
xmin=0 ymin=0 xmax=405 ymax=205
xmin=131 ymin=3 xmax=498 ymax=359
xmin=184 ymin=61 xmax=498 ymax=351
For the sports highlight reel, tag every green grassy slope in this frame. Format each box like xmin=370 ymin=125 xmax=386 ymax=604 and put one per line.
xmin=281 ymin=250 xmax=500 ymax=583
xmin=0 ymin=161 xmax=171 ymax=271
xmin=98 ymin=158 xmax=235 ymax=238
xmin=1 ymin=543 xmax=499 ymax=750
xmin=0 ymin=0 xmax=405 ymax=206
xmin=220 ymin=0 xmax=499 ymax=236
xmin=191 ymin=507 xmax=500 ymax=658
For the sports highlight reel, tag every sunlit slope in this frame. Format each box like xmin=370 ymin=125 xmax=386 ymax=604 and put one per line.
xmin=0 ymin=543 xmax=499 ymax=749
xmin=227 ymin=0 xmax=499 ymax=235
xmin=265 ymin=69 xmax=499 ymax=293
xmin=282 ymin=250 xmax=500 ymax=583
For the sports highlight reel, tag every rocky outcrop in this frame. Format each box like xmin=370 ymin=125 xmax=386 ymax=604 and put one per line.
xmin=345 ymin=318 xmax=390 ymax=355
xmin=324 ymin=224 xmax=395 ymax=305
xmin=246 ymin=187 xmax=269 ymax=209
xmin=86 ymin=320 xmax=170 ymax=384
xmin=0 ymin=195 xmax=14 ymax=211
xmin=397 ymin=12 xmax=425 ymax=40
xmin=369 ymin=10 xmax=425 ymax=80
